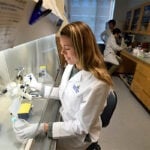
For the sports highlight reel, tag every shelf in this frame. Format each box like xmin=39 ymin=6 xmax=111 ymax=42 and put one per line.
xmin=119 ymin=74 xmax=133 ymax=88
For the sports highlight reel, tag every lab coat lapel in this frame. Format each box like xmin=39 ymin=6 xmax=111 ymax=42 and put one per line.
xmin=70 ymin=69 xmax=93 ymax=82
xmin=69 ymin=70 xmax=82 ymax=82
xmin=60 ymin=67 xmax=82 ymax=98
xmin=59 ymin=65 xmax=74 ymax=97
xmin=60 ymin=65 xmax=91 ymax=98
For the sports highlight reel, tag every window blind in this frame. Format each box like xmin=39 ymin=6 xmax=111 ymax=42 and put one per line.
xmin=68 ymin=0 xmax=115 ymax=43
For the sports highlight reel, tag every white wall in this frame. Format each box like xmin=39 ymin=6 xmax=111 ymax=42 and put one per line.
xmin=15 ymin=0 xmax=68 ymax=46
xmin=0 ymin=0 xmax=68 ymax=51
xmin=124 ymin=0 xmax=150 ymax=9
xmin=14 ymin=1 xmax=58 ymax=46
xmin=113 ymin=0 xmax=129 ymax=29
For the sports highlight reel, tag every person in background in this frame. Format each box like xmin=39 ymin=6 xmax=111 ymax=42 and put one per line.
xmin=104 ymin=28 xmax=126 ymax=75
xmin=14 ymin=21 xmax=113 ymax=150
xmin=101 ymin=19 xmax=116 ymax=44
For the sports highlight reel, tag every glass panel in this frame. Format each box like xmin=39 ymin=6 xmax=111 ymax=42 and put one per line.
xmin=0 ymin=34 xmax=60 ymax=149
xmin=131 ymin=8 xmax=141 ymax=31
xmin=124 ymin=10 xmax=132 ymax=30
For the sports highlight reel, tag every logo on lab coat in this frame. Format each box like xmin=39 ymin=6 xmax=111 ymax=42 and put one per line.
xmin=73 ymin=84 xmax=80 ymax=93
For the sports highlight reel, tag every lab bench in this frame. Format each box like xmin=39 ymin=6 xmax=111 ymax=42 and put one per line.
xmin=117 ymin=50 xmax=150 ymax=112
xmin=0 ymin=95 xmax=61 ymax=150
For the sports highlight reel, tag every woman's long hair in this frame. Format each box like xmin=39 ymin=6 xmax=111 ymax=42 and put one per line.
xmin=60 ymin=21 xmax=112 ymax=86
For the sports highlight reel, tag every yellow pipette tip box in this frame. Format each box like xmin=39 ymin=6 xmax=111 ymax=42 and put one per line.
xmin=18 ymin=103 xmax=32 ymax=120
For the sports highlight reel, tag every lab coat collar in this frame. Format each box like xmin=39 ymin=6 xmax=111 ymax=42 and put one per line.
xmin=69 ymin=68 xmax=92 ymax=82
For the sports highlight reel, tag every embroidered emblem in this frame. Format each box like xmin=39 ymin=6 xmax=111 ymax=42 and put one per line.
xmin=73 ymin=84 xmax=80 ymax=93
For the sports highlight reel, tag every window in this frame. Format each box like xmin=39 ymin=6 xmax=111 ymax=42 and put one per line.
xmin=68 ymin=0 xmax=115 ymax=43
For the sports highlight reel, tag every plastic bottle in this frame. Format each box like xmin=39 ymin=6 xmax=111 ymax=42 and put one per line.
xmin=38 ymin=65 xmax=54 ymax=84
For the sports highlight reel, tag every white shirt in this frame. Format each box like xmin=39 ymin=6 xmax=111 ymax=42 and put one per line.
xmin=101 ymin=28 xmax=112 ymax=44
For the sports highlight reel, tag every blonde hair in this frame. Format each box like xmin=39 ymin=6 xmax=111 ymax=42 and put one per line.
xmin=60 ymin=21 xmax=112 ymax=86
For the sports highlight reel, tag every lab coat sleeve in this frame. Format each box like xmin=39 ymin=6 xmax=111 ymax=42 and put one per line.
xmin=42 ymin=64 xmax=73 ymax=99
xmin=108 ymin=36 xmax=123 ymax=52
xmin=121 ymin=38 xmax=127 ymax=48
xmin=41 ymin=85 xmax=59 ymax=99
xmin=52 ymin=82 xmax=109 ymax=139
xmin=101 ymin=30 xmax=106 ymax=43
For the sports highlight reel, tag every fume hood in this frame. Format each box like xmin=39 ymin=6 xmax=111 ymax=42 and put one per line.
xmin=0 ymin=0 xmax=68 ymax=149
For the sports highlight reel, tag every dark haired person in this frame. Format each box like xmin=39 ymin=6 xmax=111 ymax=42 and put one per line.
xmin=101 ymin=19 xmax=116 ymax=44
xmin=104 ymin=28 xmax=124 ymax=75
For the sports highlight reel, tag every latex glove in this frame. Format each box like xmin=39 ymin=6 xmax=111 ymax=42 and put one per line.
xmin=15 ymin=123 xmax=45 ymax=139
xmin=12 ymin=118 xmax=30 ymax=143
xmin=23 ymin=73 xmax=42 ymax=91
xmin=13 ymin=118 xmax=29 ymax=131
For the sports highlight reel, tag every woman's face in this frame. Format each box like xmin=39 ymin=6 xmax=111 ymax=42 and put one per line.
xmin=60 ymin=35 xmax=79 ymax=65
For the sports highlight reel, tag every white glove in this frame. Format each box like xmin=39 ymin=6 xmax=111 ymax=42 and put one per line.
xmin=13 ymin=118 xmax=30 ymax=132
xmin=14 ymin=123 xmax=45 ymax=139
xmin=23 ymin=73 xmax=42 ymax=91
xmin=13 ymin=118 xmax=30 ymax=143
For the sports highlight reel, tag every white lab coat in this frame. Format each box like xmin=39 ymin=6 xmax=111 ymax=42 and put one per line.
xmin=100 ymin=28 xmax=112 ymax=44
xmin=104 ymin=34 xmax=123 ymax=65
xmin=43 ymin=64 xmax=110 ymax=150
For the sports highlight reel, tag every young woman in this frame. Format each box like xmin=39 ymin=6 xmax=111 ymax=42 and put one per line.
xmin=15 ymin=21 xmax=113 ymax=150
